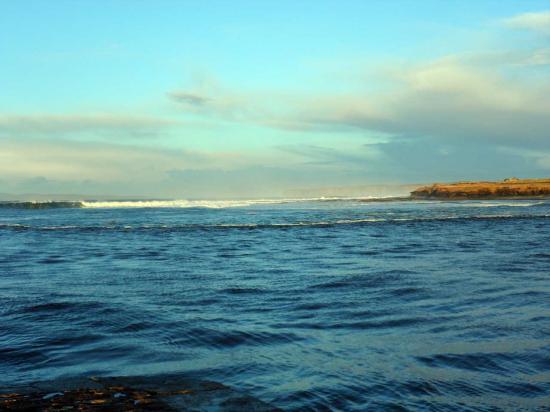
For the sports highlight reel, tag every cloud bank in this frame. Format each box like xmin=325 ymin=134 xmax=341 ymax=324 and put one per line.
xmin=170 ymin=58 xmax=550 ymax=147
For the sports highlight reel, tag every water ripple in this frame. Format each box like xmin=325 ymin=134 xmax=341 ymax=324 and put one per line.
xmin=1 ymin=200 xmax=549 ymax=410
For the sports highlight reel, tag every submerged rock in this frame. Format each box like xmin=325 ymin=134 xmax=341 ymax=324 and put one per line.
xmin=0 ymin=374 xmax=282 ymax=411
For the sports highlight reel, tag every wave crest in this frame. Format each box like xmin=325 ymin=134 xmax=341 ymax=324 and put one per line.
xmin=1 ymin=214 xmax=548 ymax=232
xmin=80 ymin=197 xmax=382 ymax=209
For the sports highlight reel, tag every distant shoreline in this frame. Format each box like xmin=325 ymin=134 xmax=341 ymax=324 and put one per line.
xmin=359 ymin=195 xmax=550 ymax=202
xmin=1 ymin=179 xmax=550 ymax=209
xmin=408 ymin=178 xmax=550 ymax=200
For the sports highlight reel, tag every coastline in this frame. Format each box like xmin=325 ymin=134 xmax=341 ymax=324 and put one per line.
xmin=409 ymin=178 xmax=550 ymax=200
xmin=409 ymin=195 xmax=550 ymax=201
xmin=1 ymin=178 xmax=550 ymax=209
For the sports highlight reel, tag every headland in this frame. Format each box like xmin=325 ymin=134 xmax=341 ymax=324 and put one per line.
xmin=410 ymin=178 xmax=550 ymax=200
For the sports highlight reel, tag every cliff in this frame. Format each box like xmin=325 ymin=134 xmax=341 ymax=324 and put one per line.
xmin=410 ymin=178 xmax=550 ymax=199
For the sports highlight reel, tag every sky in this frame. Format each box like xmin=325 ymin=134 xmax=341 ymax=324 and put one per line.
xmin=1 ymin=0 xmax=549 ymax=198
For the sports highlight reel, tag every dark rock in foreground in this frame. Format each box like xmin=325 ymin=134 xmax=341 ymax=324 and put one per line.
xmin=0 ymin=201 xmax=84 ymax=209
xmin=0 ymin=374 xmax=282 ymax=411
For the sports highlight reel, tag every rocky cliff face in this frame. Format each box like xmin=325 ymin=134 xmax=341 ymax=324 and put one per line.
xmin=411 ymin=178 xmax=550 ymax=199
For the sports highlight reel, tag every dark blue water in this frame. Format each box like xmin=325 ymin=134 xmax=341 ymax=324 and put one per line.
xmin=1 ymin=199 xmax=549 ymax=410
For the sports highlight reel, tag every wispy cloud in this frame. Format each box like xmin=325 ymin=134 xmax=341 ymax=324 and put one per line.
xmin=0 ymin=113 xmax=177 ymax=139
xmin=167 ymin=84 xmax=259 ymax=121
xmin=0 ymin=138 xmax=385 ymax=197
xmin=463 ymin=48 xmax=550 ymax=67
xmin=0 ymin=138 xmax=217 ymax=183
xmin=502 ymin=10 xmax=550 ymax=34
xmin=276 ymin=144 xmax=381 ymax=167
xmin=168 ymin=92 xmax=211 ymax=107
xmin=497 ymin=147 xmax=550 ymax=170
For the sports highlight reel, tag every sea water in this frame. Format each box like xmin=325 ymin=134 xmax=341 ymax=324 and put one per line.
xmin=1 ymin=199 xmax=549 ymax=410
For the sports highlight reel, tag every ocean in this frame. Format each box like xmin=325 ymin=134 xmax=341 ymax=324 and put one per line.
xmin=1 ymin=198 xmax=549 ymax=410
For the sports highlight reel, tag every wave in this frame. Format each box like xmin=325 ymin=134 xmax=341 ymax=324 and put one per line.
xmin=453 ymin=201 xmax=545 ymax=208
xmin=0 ymin=198 xmax=545 ymax=210
xmin=82 ymin=199 xmax=295 ymax=209
xmin=1 ymin=214 xmax=548 ymax=232
xmin=80 ymin=197 xmax=398 ymax=209
xmin=0 ymin=196 xmax=407 ymax=210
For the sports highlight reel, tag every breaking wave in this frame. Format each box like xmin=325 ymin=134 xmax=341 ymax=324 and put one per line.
xmin=453 ymin=201 xmax=545 ymax=208
xmin=82 ymin=199 xmax=303 ymax=208
xmin=0 ymin=197 xmax=398 ymax=210
xmin=0 ymin=198 xmax=546 ymax=210
xmin=81 ymin=197 xmax=408 ymax=208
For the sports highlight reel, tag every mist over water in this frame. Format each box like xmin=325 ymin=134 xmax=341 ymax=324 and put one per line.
xmin=1 ymin=199 xmax=549 ymax=410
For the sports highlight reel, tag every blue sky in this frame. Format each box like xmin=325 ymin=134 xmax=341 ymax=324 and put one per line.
xmin=1 ymin=1 xmax=549 ymax=198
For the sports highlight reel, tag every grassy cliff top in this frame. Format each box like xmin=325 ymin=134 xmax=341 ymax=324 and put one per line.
xmin=411 ymin=178 xmax=550 ymax=199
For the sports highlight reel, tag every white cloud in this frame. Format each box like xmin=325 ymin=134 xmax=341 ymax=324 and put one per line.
xmin=375 ymin=60 xmax=550 ymax=144
xmin=502 ymin=10 xmax=550 ymax=34
xmin=169 ymin=58 xmax=550 ymax=147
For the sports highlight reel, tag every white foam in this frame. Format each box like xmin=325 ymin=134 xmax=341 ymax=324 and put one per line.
xmin=456 ymin=202 xmax=544 ymax=208
xmin=80 ymin=197 xmax=380 ymax=209
xmin=82 ymin=199 xmax=280 ymax=208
